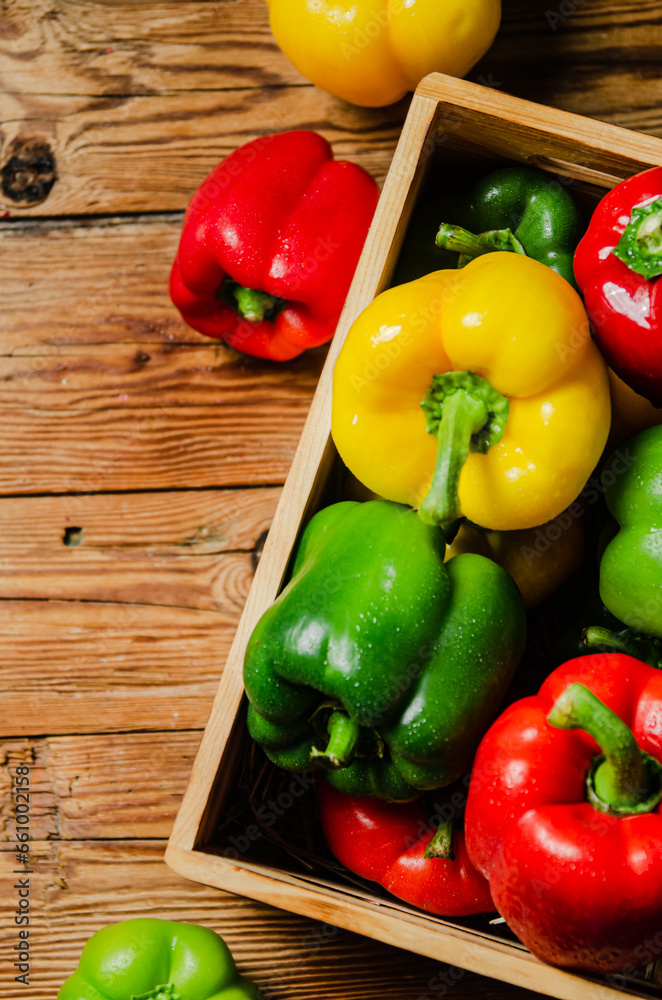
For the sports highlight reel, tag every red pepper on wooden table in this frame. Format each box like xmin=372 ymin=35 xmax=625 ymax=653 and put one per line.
xmin=318 ymin=782 xmax=493 ymax=917
xmin=465 ymin=652 xmax=662 ymax=974
xmin=169 ymin=130 xmax=379 ymax=361
xmin=574 ymin=166 xmax=662 ymax=404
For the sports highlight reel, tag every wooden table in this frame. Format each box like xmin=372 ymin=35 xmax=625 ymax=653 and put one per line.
xmin=1 ymin=2 xmax=661 ymax=997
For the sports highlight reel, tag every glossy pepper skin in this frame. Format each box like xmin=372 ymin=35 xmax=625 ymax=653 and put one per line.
xmin=332 ymin=254 xmax=610 ymax=532
xmin=599 ymin=425 xmax=662 ymax=637
xmin=574 ymin=166 xmax=662 ymax=405
xmin=465 ymin=653 xmax=662 ymax=974
xmin=446 ymin=509 xmax=585 ymax=610
xmin=169 ymin=130 xmax=379 ymax=361
xmin=395 ymin=166 xmax=583 ymax=288
xmin=267 ymin=0 xmax=500 ymax=108
xmin=244 ymin=499 xmax=526 ymax=802
xmin=317 ymin=782 xmax=493 ymax=917
xmin=57 ymin=918 xmax=260 ymax=1000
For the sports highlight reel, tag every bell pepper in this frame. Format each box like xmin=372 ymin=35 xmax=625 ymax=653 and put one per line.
xmin=317 ymin=782 xmax=494 ymax=917
xmin=446 ymin=509 xmax=585 ymax=610
xmin=574 ymin=166 xmax=662 ymax=405
xmin=169 ymin=130 xmax=379 ymax=361
xmin=464 ymin=653 xmax=662 ymax=974
xmin=244 ymin=499 xmax=526 ymax=802
xmin=332 ymin=253 xmax=611 ymax=532
xmin=599 ymin=425 xmax=662 ymax=638
xmin=267 ymin=0 xmax=500 ymax=108
xmin=395 ymin=166 xmax=583 ymax=288
xmin=607 ymin=367 xmax=662 ymax=450
xmin=58 ymin=918 xmax=260 ymax=1000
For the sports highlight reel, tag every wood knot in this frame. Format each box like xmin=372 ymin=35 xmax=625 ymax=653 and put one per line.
xmin=1 ymin=139 xmax=57 ymax=205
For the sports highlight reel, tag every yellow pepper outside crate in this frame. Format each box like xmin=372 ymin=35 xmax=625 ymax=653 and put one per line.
xmin=332 ymin=253 xmax=611 ymax=532
xmin=267 ymin=0 xmax=501 ymax=107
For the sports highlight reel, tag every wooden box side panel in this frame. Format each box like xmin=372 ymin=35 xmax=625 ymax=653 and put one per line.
xmin=419 ymin=74 xmax=662 ymax=183
xmin=165 ymin=844 xmax=649 ymax=1000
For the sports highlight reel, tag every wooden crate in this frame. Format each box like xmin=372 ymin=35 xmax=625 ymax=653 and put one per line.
xmin=166 ymin=73 xmax=662 ymax=1000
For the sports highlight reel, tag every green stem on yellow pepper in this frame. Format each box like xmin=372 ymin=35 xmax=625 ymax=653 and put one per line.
xmin=419 ymin=371 xmax=509 ymax=529
xmin=310 ymin=710 xmax=361 ymax=770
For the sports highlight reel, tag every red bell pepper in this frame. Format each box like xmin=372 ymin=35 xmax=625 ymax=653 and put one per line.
xmin=317 ymin=782 xmax=493 ymax=917
xmin=169 ymin=130 xmax=379 ymax=361
xmin=574 ymin=167 xmax=662 ymax=405
xmin=465 ymin=652 xmax=662 ymax=974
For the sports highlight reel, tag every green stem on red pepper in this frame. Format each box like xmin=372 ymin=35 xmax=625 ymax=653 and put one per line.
xmin=424 ymin=816 xmax=456 ymax=861
xmin=547 ymin=682 xmax=662 ymax=815
xmin=612 ymin=196 xmax=662 ymax=279
xmin=419 ymin=372 xmax=509 ymax=529
xmin=216 ymin=277 xmax=285 ymax=322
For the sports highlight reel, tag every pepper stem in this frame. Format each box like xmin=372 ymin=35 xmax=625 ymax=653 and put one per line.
xmin=418 ymin=371 xmax=509 ymax=529
xmin=547 ymin=683 xmax=662 ymax=815
xmin=612 ymin=197 xmax=662 ymax=279
xmin=424 ymin=816 xmax=455 ymax=860
xmin=583 ymin=626 xmax=662 ymax=669
xmin=216 ymin=277 xmax=283 ymax=322
xmin=435 ymin=224 xmax=526 ymax=268
xmin=309 ymin=711 xmax=361 ymax=770
xmin=132 ymin=986 xmax=182 ymax=1000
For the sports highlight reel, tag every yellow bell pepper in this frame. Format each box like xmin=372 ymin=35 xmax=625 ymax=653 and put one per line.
xmin=267 ymin=0 xmax=501 ymax=108
xmin=332 ymin=253 xmax=611 ymax=531
xmin=446 ymin=513 xmax=585 ymax=609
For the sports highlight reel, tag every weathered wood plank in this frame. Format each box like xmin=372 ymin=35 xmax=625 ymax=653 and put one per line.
xmin=1 ymin=1 xmax=661 ymax=217
xmin=0 ymin=488 xmax=276 ymax=606
xmin=0 ymin=731 xmax=201 ymax=840
xmin=0 ymin=545 xmax=253 ymax=610
xmin=0 ymin=840 xmax=541 ymax=1000
xmin=0 ymin=487 xmax=279 ymax=554
xmin=0 ymin=0 xmax=305 ymax=96
xmin=0 ymin=88 xmax=402 ymax=216
xmin=0 ymin=216 xmax=195 ymax=351
xmin=0 ymin=402 xmax=314 ymax=493
xmin=0 ymin=343 xmax=323 ymax=409
xmin=0 ymin=601 xmax=230 ymax=736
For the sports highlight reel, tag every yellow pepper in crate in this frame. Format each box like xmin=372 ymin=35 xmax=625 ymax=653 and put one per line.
xmin=267 ymin=0 xmax=501 ymax=108
xmin=332 ymin=254 xmax=610 ymax=531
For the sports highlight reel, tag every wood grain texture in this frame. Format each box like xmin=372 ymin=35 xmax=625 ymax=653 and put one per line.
xmin=0 ymin=216 xmax=197 ymax=351
xmin=0 ymin=488 xmax=276 ymax=607
xmin=0 ymin=87 xmax=404 ymax=216
xmin=0 ymin=731 xmax=202 ymax=840
xmin=0 ymin=342 xmax=323 ymax=409
xmin=0 ymin=601 xmax=230 ymax=736
xmin=0 ymin=840 xmax=543 ymax=1000
xmin=1 ymin=0 xmax=661 ymax=216
xmin=0 ymin=403 xmax=314 ymax=493
xmin=0 ymin=0 xmax=305 ymax=95
xmin=0 ymin=215 xmax=324 ymax=492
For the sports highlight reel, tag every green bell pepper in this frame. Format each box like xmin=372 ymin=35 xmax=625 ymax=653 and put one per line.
xmin=244 ymin=500 xmax=526 ymax=802
xmin=599 ymin=426 xmax=662 ymax=638
xmin=57 ymin=919 xmax=260 ymax=1000
xmin=393 ymin=165 xmax=582 ymax=288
